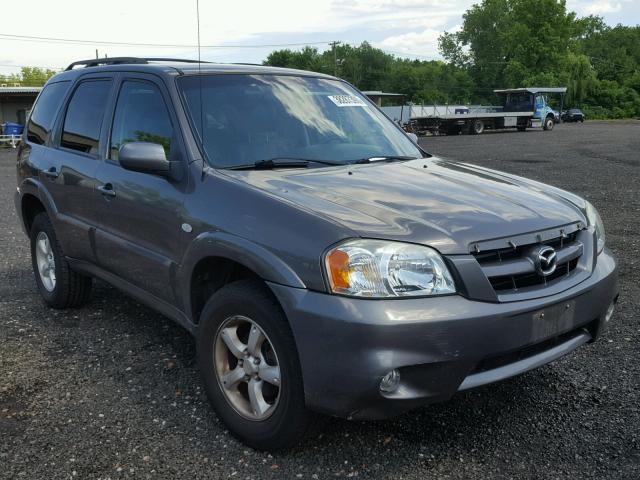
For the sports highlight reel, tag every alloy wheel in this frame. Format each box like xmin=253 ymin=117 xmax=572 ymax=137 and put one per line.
xmin=213 ymin=315 xmax=281 ymax=421
xmin=35 ymin=231 xmax=56 ymax=292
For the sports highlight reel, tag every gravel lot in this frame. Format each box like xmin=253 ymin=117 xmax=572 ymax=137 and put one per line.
xmin=1 ymin=121 xmax=638 ymax=479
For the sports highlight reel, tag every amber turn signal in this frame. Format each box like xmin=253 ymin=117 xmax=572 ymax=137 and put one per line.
xmin=326 ymin=249 xmax=350 ymax=290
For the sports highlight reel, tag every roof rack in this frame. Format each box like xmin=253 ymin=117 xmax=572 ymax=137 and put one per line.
xmin=65 ymin=57 xmax=211 ymax=71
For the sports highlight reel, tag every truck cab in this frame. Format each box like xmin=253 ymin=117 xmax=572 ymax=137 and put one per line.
xmin=496 ymin=87 xmax=566 ymax=131
xmin=533 ymin=93 xmax=556 ymax=130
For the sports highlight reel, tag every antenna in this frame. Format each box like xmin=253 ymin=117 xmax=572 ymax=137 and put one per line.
xmin=196 ymin=0 xmax=204 ymax=160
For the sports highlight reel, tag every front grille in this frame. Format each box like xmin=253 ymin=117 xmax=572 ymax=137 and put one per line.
xmin=473 ymin=231 xmax=577 ymax=263
xmin=472 ymin=230 xmax=583 ymax=294
xmin=488 ymin=258 xmax=579 ymax=291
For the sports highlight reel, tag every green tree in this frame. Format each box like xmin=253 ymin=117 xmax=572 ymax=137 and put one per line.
xmin=264 ymin=47 xmax=325 ymax=73
xmin=439 ymin=0 xmax=640 ymax=117
xmin=0 ymin=66 xmax=57 ymax=87
xmin=440 ymin=0 xmax=578 ymax=89
xmin=565 ymin=53 xmax=597 ymax=106
xmin=264 ymin=42 xmax=474 ymax=105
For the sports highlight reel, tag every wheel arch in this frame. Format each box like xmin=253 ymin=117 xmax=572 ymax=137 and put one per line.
xmin=21 ymin=193 xmax=47 ymax=235
xmin=179 ymin=231 xmax=307 ymax=323
xmin=18 ymin=178 xmax=58 ymax=235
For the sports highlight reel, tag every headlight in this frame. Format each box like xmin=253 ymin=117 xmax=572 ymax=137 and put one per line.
xmin=585 ymin=201 xmax=605 ymax=253
xmin=324 ymin=239 xmax=456 ymax=297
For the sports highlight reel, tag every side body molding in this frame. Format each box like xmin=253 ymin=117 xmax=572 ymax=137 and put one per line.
xmin=178 ymin=231 xmax=307 ymax=321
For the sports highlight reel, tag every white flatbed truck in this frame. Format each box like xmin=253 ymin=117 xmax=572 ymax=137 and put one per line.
xmin=406 ymin=87 xmax=567 ymax=136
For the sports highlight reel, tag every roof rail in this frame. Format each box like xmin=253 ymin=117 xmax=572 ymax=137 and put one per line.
xmin=65 ymin=57 xmax=212 ymax=71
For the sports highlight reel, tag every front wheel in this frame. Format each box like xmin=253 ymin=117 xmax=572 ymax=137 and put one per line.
xmin=197 ymin=279 xmax=309 ymax=451
xmin=30 ymin=213 xmax=92 ymax=308
xmin=543 ymin=116 xmax=555 ymax=131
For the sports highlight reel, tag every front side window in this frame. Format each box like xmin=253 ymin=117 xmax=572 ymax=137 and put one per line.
xmin=179 ymin=74 xmax=421 ymax=168
xmin=27 ymin=81 xmax=71 ymax=145
xmin=110 ymin=81 xmax=173 ymax=161
xmin=60 ymin=80 xmax=111 ymax=156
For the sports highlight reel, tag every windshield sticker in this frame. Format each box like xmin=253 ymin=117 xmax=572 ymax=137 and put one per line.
xmin=327 ymin=95 xmax=367 ymax=107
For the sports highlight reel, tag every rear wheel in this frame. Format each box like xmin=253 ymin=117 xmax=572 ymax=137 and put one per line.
xmin=471 ymin=119 xmax=484 ymax=135
xmin=543 ymin=116 xmax=555 ymax=131
xmin=197 ymin=279 xmax=309 ymax=451
xmin=30 ymin=213 xmax=92 ymax=308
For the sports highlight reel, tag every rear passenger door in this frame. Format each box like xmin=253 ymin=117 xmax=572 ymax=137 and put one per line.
xmin=45 ymin=76 xmax=114 ymax=261
xmin=93 ymin=74 xmax=188 ymax=302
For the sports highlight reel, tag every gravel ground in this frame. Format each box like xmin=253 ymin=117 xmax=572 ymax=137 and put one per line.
xmin=1 ymin=121 xmax=638 ymax=479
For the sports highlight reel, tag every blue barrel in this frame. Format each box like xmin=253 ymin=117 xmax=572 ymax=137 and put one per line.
xmin=4 ymin=123 xmax=24 ymax=135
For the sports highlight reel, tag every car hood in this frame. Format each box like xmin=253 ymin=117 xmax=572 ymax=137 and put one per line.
xmin=223 ymin=158 xmax=587 ymax=254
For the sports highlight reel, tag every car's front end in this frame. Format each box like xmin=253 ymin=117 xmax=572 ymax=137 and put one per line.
xmin=219 ymin=156 xmax=618 ymax=420
xmin=270 ymin=219 xmax=617 ymax=419
xmin=178 ymin=68 xmax=618 ymax=422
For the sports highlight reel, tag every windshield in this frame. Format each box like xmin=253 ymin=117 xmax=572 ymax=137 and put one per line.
xmin=178 ymin=74 xmax=422 ymax=168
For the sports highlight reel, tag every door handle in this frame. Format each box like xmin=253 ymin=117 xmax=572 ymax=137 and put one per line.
xmin=98 ymin=183 xmax=116 ymax=198
xmin=42 ymin=167 xmax=59 ymax=179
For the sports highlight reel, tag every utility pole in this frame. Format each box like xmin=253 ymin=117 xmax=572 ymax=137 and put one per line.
xmin=329 ymin=41 xmax=341 ymax=76
xmin=95 ymin=49 xmax=99 ymax=59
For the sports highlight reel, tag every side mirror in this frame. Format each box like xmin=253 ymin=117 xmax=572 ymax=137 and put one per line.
xmin=119 ymin=142 xmax=170 ymax=175
xmin=407 ymin=132 xmax=418 ymax=144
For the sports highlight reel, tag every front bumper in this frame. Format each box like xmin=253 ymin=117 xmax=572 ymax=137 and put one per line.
xmin=268 ymin=248 xmax=618 ymax=420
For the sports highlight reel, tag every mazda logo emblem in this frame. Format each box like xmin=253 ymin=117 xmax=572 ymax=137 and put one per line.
xmin=535 ymin=245 xmax=557 ymax=276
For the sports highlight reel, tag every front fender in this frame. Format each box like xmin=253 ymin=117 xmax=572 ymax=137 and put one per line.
xmin=177 ymin=231 xmax=307 ymax=320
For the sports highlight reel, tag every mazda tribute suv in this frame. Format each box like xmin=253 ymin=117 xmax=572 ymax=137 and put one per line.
xmin=15 ymin=57 xmax=618 ymax=450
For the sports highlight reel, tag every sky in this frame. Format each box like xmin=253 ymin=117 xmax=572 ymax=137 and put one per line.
xmin=1 ymin=0 xmax=638 ymax=75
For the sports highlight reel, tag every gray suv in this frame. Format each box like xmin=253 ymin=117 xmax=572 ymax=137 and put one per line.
xmin=15 ymin=58 xmax=618 ymax=450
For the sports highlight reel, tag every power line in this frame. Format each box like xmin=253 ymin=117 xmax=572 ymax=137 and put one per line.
xmin=0 ymin=33 xmax=332 ymax=49
xmin=378 ymin=48 xmax=441 ymax=60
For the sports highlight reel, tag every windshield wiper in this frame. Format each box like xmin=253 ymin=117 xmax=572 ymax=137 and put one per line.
xmin=226 ymin=157 xmax=346 ymax=170
xmin=352 ymin=155 xmax=420 ymax=164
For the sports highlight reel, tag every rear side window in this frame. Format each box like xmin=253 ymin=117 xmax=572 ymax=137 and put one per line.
xmin=27 ymin=81 xmax=70 ymax=145
xmin=60 ymin=80 xmax=112 ymax=156
xmin=109 ymin=80 xmax=173 ymax=161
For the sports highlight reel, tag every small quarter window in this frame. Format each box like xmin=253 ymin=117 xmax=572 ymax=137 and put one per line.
xmin=27 ymin=81 xmax=70 ymax=145
xmin=61 ymin=80 xmax=111 ymax=156
xmin=110 ymin=81 xmax=173 ymax=161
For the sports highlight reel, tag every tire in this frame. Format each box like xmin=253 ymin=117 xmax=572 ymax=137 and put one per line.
xmin=543 ymin=116 xmax=554 ymax=131
xmin=197 ymin=279 xmax=309 ymax=451
xmin=517 ymin=126 xmax=527 ymax=132
xmin=471 ymin=119 xmax=484 ymax=135
xmin=30 ymin=213 xmax=92 ymax=308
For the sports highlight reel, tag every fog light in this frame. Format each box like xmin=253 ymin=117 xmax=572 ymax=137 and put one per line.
xmin=605 ymin=301 xmax=615 ymax=322
xmin=379 ymin=369 xmax=401 ymax=393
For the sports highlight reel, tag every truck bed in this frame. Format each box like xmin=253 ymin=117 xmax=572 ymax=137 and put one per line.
xmin=411 ymin=111 xmax=534 ymax=120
